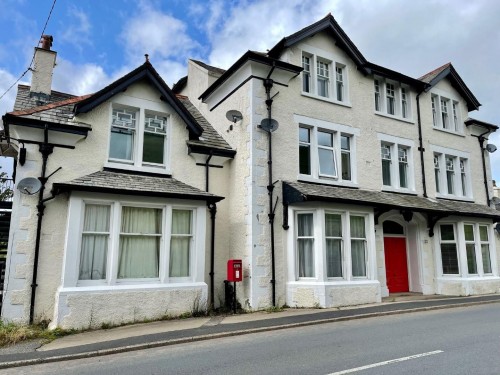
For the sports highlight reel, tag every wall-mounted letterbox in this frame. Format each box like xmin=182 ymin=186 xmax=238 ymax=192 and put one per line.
xmin=227 ymin=259 xmax=242 ymax=282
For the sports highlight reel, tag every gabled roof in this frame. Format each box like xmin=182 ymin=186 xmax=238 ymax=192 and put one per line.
xmin=267 ymin=13 xmax=369 ymax=75
xmin=419 ymin=63 xmax=481 ymax=111
xmin=53 ymin=170 xmax=224 ymax=203
xmin=74 ymin=61 xmax=204 ymax=137
xmin=199 ymin=50 xmax=303 ymax=102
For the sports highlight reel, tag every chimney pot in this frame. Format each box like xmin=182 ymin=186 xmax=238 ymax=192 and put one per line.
xmin=40 ymin=35 xmax=53 ymax=50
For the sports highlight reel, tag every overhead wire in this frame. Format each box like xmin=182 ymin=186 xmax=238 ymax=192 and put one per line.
xmin=0 ymin=0 xmax=57 ymax=102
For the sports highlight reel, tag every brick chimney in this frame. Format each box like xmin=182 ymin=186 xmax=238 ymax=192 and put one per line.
xmin=30 ymin=35 xmax=56 ymax=96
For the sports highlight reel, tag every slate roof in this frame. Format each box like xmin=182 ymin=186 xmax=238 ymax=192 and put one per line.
xmin=176 ymin=95 xmax=234 ymax=154
xmin=464 ymin=117 xmax=499 ymax=131
xmin=191 ymin=59 xmax=226 ymax=77
xmin=53 ymin=170 xmax=224 ymax=203
xmin=283 ymin=181 xmax=500 ymax=220
xmin=6 ymin=85 xmax=92 ymax=129
xmin=418 ymin=63 xmax=480 ymax=111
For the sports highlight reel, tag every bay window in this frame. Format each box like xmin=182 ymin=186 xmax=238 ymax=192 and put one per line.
xmin=301 ymin=51 xmax=348 ymax=104
xmin=438 ymin=222 xmax=496 ymax=277
xmin=68 ymin=196 xmax=204 ymax=287
xmin=294 ymin=209 xmax=371 ymax=281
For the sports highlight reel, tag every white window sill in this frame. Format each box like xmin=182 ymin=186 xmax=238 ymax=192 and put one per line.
xmin=287 ymin=280 xmax=379 ymax=287
xmin=435 ymin=194 xmax=474 ymax=202
xmin=432 ymin=127 xmax=465 ymax=137
xmin=301 ymin=92 xmax=352 ymax=108
xmin=381 ymin=186 xmax=417 ymax=195
xmin=298 ymin=175 xmax=358 ymax=188
xmin=374 ymin=111 xmax=414 ymax=124
xmin=437 ymin=276 xmax=500 ymax=281
xmin=105 ymin=161 xmax=171 ymax=175
xmin=61 ymin=282 xmax=207 ymax=293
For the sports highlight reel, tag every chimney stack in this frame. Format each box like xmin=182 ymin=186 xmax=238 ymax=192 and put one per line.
xmin=30 ymin=35 xmax=56 ymax=97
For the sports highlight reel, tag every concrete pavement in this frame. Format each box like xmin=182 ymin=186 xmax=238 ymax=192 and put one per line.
xmin=1 ymin=293 xmax=500 ymax=369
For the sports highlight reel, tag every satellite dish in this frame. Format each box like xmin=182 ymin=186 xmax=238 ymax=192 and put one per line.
xmin=17 ymin=177 xmax=42 ymax=195
xmin=226 ymin=110 xmax=243 ymax=123
xmin=486 ymin=144 xmax=497 ymax=153
xmin=259 ymin=118 xmax=279 ymax=132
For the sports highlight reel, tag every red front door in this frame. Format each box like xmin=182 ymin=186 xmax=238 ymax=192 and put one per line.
xmin=384 ymin=237 xmax=409 ymax=293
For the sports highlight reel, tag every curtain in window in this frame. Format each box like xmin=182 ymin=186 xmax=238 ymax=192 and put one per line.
xmin=480 ymin=226 xmax=492 ymax=274
xmin=170 ymin=210 xmax=192 ymax=277
xmin=79 ymin=205 xmax=110 ymax=280
xmin=298 ymin=214 xmax=314 ymax=277
xmin=350 ymin=216 xmax=366 ymax=277
xmin=118 ymin=207 xmax=161 ymax=279
xmin=326 ymin=214 xmax=342 ymax=277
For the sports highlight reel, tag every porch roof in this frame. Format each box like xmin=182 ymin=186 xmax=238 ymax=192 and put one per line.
xmin=283 ymin=181 xmax=500 ymax=221
xmin=53 ymin=170 xmax=224 ymax=203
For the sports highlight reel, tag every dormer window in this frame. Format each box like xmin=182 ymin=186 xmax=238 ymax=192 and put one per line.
xmin=373 ymin=77 xmax=412 ymax=121
xmin=431 ymin=93 xmax=462 ymax=133
xmin=301 ymin=51 xmax=349 ymax=105
xmin=108 ymin=104 xmax=171 ymax=173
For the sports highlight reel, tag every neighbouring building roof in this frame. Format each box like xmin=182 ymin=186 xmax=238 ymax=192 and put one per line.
xmin=419 ymin=63 xmax=481 ymax=111
xmin=283 ymin=181 xmax=500 ymax=221
xmin=4 ymin=85 xmax=92 ymax=131
xmin=53 ymin=170 xmax=224 ymax=203
xmin=190 ymin=59 xmax=226 ymax=76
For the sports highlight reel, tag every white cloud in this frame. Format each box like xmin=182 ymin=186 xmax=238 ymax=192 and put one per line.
xmin=121 ymin=1 xmax=199 ymax=65
xmin=59 ymin=5 xmax=92 ymax=51
xmin=205 ymin=0 xmax=339 ymax=68
xmin=51 ymin=58 xmax=110 ymax=95
xmin=0 ymin=69 xmax=20 ymax=120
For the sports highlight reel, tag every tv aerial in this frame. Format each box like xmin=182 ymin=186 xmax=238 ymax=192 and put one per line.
xmin=17 ymin=177 xmax=42 ymax=195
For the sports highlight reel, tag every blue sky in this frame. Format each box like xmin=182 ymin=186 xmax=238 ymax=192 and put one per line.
xmin=1 ymin=0 xmax=499 ymax=180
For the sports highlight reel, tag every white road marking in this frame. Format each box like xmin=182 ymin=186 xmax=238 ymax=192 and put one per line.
xmin=327 ymin=350 xmax=444 ymax=375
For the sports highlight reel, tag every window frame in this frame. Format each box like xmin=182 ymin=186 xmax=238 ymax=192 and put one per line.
xmin=378 ymin=134 xmax=415 ymax=193
xmin=431 ymin=146 xmax=471 ymax=200
xmin=106 ymin=100 xmax=172 ymax=175
xmin=291 ymin=207 xmax=373 ymax=282
xmin=62 ymin=193 xmax=206 ymax=289
xmin=300 ymin=48 xmax=350 ymax=105
xmin=436 ymin=221 xmax=497 ymax=278
xmin=373 ymin=77 xmax=412 ymax=122
xmin=296 ymin=115 xmax=359 ymax=187
xmin=430 ymin=91 xmax=463 ymax=134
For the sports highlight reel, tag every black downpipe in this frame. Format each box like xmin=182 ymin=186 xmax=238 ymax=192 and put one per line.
xmin=29 ymin=125 xmax=54 ymax=324
xmin=416 ymin=92 xmax=427 ymax=197
xmin=263 ymin=78 xmax=277 ymax=307
xmin=204 ymin=153 xmax=216 ymax=309
xmin=478 ymin=131 xmax=492 ymax=206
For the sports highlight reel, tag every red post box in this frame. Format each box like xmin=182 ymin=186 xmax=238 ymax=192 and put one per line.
xmin=227 ymin=259 xmax=242 ymax=282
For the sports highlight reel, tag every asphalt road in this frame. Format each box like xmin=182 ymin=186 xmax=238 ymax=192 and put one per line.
xmin=3 ymin=303 xmax=500 ymax=375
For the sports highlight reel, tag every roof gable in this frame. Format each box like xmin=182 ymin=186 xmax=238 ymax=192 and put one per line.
xmin=267 ymin=13 xmax=369 ymax=74
xmin=74 ymin=61 xmax=204 ymax=136
xmin=419 ymin=63 xmax=481 ymax=111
